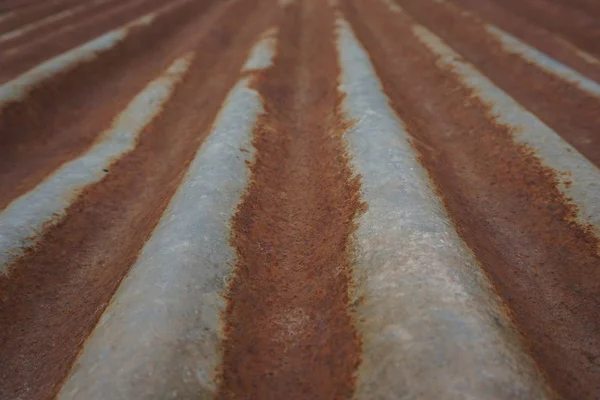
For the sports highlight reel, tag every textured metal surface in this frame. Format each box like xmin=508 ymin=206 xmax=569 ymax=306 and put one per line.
xmin=337 ymin=20 xmax=550 ymax=399
xmin=58 ymin=35 xmax=275 ymax=400
xmin=412 ymin=24 xmax=600 ymax=233
xmin=0 ymin=54 xmax=192 ymax=269
xmin=0 ymin=0 xmax=598 ymax=398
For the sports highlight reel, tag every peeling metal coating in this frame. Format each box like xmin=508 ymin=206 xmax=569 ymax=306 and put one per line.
xmin=0 ymin=54 xmax=193 ymax=272
xmin=57 ymin=34 xmax=276 ymax=400
xmin=336 ymin=18 xmax=552 ymax=400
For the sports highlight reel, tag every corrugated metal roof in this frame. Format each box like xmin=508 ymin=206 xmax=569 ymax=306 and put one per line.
xmin=0 ymin=0 xmax=598 ymax=398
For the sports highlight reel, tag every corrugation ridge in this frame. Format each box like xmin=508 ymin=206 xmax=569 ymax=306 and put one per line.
xmin=0 ymin=0 xmax=121 ymax=51
xmin=389 ymin=0 xmax=600 ymax=168
xmin=0 ymin=1 xmax=277 ymax=399
xmin=336 ymin=15 xmax=552 ymax=400
xmin=0 ymin=0 xmax=182 ymax=83
xmin=446 ymin=0 xmax=600 ymax=83
xmin=487 ymin=0 xmax=600 ymax=57
xmin=0 ymin=0 xmax=215 ymax=211
xmin=341 ymin=0 xmax=600 ymax=397
xmin=0 ymin=0 xmax=92 ymax=34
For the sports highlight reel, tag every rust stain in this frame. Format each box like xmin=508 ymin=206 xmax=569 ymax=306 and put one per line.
xmin=0 ymin=0 xmax=172 ymax=83
xmin=0 ymin=0 xmax=215 ymax=212
xmin=0 ymin=0 xmax=273 ymax=398
xmin=0 ymin=0 xmax=599 ymax=397
xmin=445 ymin=0 xmax=600 ymax=83
xmin=342 ymin=0 xmax=600 ymax=398
xmin=0 ymin=0 xmax=128 ymax=53
xmin=395 ymin=0 xmax=600 ymax=168
xmin=560 ymin=0 xmax=600 ymax=19
xmin=487 ymin=0 xmax=600 ymax=58
xmin=0 ymin=0 xmax=82 ymax=35
xmin=217 ymin=1 xmax=363 ymax=399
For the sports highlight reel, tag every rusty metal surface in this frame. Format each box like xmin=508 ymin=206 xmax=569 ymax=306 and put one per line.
xmin=0 ymin=0 xmax=598 ymax=398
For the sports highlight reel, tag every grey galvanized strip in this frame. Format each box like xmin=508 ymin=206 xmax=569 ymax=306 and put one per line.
xmin=336 ymin=18 xmax=553 ymax=399
xmin=57 ymin=33 xmax=277 ymax=400
xmin=241 ymin=27 xmax=278 ymax=72
xmin=0 ymin=0 xmax=113 ymax=43
xmin=0 ymin=0 xmax=191 ymax=107
xmin=413 ymin=25 xmax=600 ymax=238
xmin=485 ymin=25 xmax=600 ymax=97
xmin=0 ymin=54 xmax=193 ymax=272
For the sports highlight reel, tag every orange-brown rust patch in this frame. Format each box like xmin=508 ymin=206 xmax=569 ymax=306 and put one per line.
xmin=0 ymin=0 xmax=173 ymax=84
xmin=488 ymin=0 xmax=600 ymax=58
xmin=446 ymin=0 xmax=600 ymax=83
xmin=343 ymin=0 xmax=600 ymax=398
xmin=395 ymin=0 xmax=600 ymax=168
xmin=0 ymin=0 xmax=83 ymax=34
xmin=0 ymin=1 xmax=272 ymax=398
xmin=556 ymin=0 xmax=600 ymax=19
xmin=217 ymin=1 xmax=362 ymax=399
xmin=0 ymin=0 xmax=215 ymax=211
xmin=0 ymin=0 xmax=125 ymax=53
